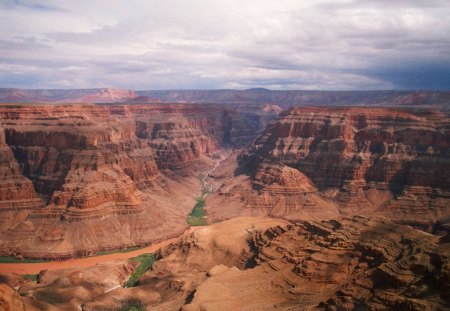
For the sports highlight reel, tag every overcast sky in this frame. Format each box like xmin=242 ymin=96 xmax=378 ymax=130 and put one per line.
xmin=0 ymin=0 xmax=449 ymax=90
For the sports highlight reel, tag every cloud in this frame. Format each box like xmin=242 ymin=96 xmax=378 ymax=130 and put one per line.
xmin=0 ymin=0 xmax=449 ymax=90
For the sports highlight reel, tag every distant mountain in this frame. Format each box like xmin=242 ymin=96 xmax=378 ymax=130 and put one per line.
xmin=0 ymin=88 xmax=138 ymax=103
xmin=137 ymin=89 xmax=450 ymax=107
xmin=0 ymin=87 xmax=449 ymax=107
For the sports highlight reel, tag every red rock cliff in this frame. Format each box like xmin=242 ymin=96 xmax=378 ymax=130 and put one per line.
xmin=0 ymin=103 xmax=274 ymax=258
xmin=240 ymin=107 xmax=450 ymax=229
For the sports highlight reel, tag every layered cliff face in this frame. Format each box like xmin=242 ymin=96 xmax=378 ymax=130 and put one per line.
xmin=0 ymin=125 xmax=46 ymax=234
xmin=243 ymin=162 xmax=340 ymax=220
xmin=0 ymin=105 xmax=173 ymax=257
xmin=0 ymin=103 xmax=273 ymax=258
xmin=208 ymin=107 xmax=449 ymax=229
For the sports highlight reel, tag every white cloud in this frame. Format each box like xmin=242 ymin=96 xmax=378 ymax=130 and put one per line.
xmin=0 ymin=0 xmax=449 ymax=90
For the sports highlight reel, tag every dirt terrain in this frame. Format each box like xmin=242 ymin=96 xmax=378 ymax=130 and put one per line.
xmin=1 ymin=216 xmax=448 ymax=310
xmin=0 ymin=235 xmax=182 ymax=275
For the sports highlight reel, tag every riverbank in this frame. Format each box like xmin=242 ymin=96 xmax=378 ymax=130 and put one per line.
xmin=0 ymin=227 xmax=202 ymax=275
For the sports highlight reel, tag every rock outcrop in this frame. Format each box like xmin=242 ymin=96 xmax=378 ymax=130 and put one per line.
xmin=2 ymin=260 xmax=136 ymax=311
xmin=0 ymin=126 xmax=45 ymax=233
xmin=0 ymin=284 xmax=27 ymax=311
xmin=243 ymin=162 xmax=340 ymax=220
xmin=213 ymin=107 xmax=449 ymax=229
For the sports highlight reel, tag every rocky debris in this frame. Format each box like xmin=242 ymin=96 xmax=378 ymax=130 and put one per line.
xmin=3 ymin=260 xmax=136 ymax=310
xmin=247 ymin=216 xmax=450 ymax=310
xmin=75 ymin=217 xmax=290 ymax=311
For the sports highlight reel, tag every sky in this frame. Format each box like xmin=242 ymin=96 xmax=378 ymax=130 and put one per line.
xmin=0 ymin=0 xmax=449 ymax=90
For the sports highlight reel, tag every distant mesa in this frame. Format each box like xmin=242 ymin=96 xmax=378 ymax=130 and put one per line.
xmin=1 ymin=87 xmax=449 ymax=107
xmin=245 ymin=87 xmax=271 ymax=91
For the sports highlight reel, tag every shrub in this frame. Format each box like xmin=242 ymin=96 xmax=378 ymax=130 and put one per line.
xmin=188 ymin=196 xmax=207 ymax=226
xmin=125 ymin=253 xmax=155 ymax=288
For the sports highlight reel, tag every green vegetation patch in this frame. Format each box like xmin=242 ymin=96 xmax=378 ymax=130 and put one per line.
xmin=188 ymin=196 xmax=207 ymax=226
xmin=0 ymin=256 xmax=47 ymax=263
xmin=22 ymin=274 xmax=39 ymax=283
xmin=125 ymin=253 xmax=155 ymax=288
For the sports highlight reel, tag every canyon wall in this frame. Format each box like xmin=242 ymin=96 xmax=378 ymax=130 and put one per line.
xmin=0 ymin=103 xmax=273 ymax=258
xmin=210 ymin=107 xmax=449 ymax=230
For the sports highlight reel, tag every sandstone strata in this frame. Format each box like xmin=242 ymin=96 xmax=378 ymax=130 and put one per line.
xmin=0 ymin=103 xmax=274 ymax=258
xmin=209 ymin=107 xmax=449 ymax=229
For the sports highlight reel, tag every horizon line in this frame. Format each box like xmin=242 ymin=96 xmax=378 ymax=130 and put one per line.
xmin=1 ymin=87 xmax=450 ymax=92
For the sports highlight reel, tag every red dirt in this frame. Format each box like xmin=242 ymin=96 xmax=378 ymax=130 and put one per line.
xmin=0 ymin=227 xmax=201 ymax=275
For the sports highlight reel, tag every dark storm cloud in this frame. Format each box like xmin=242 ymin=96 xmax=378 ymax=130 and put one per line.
xmin=360 ymin=62 xmax=450 ymax=90
xmin=0 ymin=0 xmax=449 ymax=90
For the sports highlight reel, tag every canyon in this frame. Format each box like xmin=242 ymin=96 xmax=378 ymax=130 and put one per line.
xmin=0 ymin=97 xmax=449 ymax=310
xmin=0 ymin=103 xmax=279 ymax=259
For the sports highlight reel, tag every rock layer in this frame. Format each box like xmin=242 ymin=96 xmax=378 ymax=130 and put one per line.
xmin=228 ymin=107 xmax=450 ymax=229
xmin=0 ymin=103 xmax=274 ymax=258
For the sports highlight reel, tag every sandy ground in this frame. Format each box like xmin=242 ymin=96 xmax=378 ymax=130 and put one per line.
xmin=0 ymin=227 xmax=201 ymax=275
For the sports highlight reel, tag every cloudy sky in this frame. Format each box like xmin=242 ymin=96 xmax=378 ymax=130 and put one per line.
xmin=0 ymin=0 xmax=449 ymax=90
